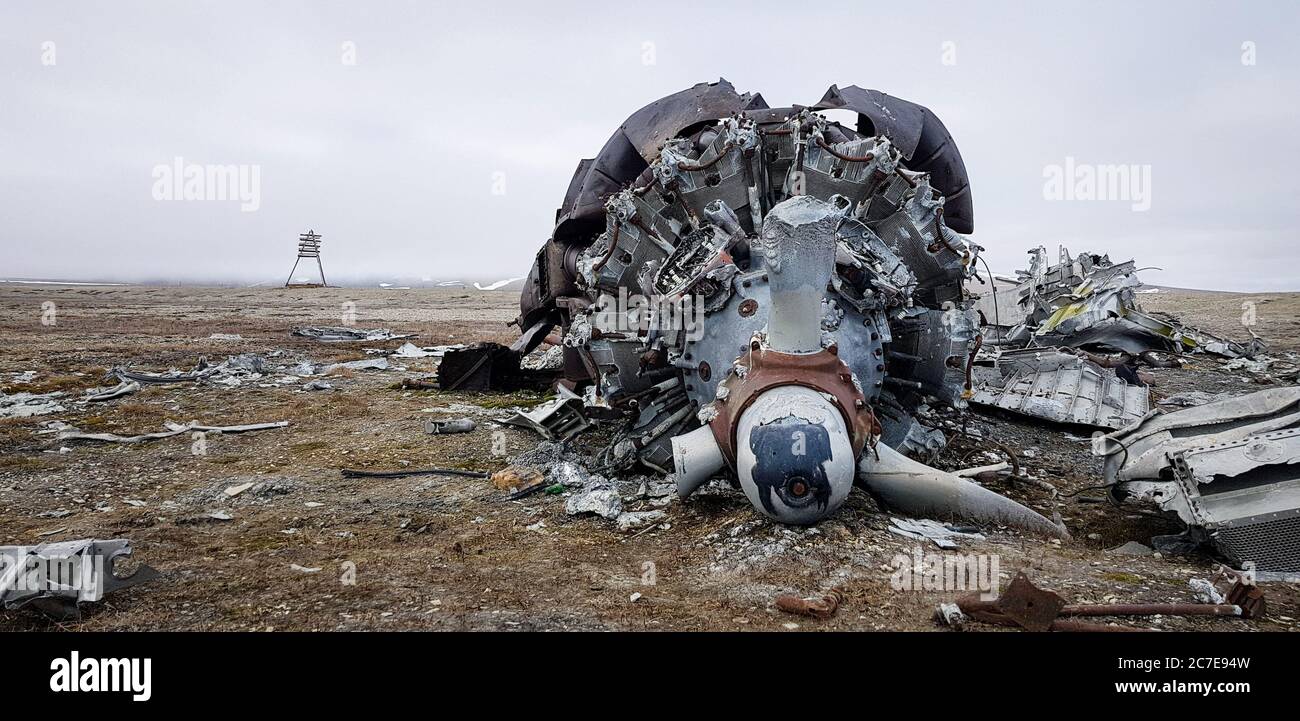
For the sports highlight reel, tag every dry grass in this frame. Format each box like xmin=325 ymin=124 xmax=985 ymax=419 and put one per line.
xmin=1 ymin=373 xmax=102 ymax=395
xmin=3 ymin=284 xmax=1298 ymax=633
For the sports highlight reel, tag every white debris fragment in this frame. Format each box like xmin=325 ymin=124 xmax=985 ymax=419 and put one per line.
xmin=1188 ymin=578 xmax=1226 ymax=605
xmin=886 ymin=517 xmax=985 ymax=549
xmin=84 ymin=381 xmax=140 ymax=402
xmin=58 ymin=420 xmax=289 ymax=444
xmin=564 ymin=482 xmax=623 ymax=520
xmin=322 ymin=357 xmax=391 ymax=373
xmin=0 ymin=391 xmax=66 ymax=418
xmin=615 ymin=510 xmax=666 ymax=532
xmin=548 ymin=461 xmax=590 ymax=488
xmin=292 ymin=326 xmax=416 ymax=342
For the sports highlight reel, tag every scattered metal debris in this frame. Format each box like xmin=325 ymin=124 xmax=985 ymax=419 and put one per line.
xmin=971 ymin=347 xmax=1150 ymax=430
xmin=112 ymin=363 xmax=212 ymax=384
xmin=83 ymin=380 xmax=139 ymax=402
xmin=499 ymin=394 xmax=592 ymax=441
xmin=1223 ymin=354 xmax=1300 ymax=384
xmin=886 ymin=517 xmax=986 ymax=549
xmin=110 ymin=353 xmax=279 ymax=389
xmin=1103 ymin=387 xmax=1300 ymax=576
xmin=565 ymin=480 xmax=623 ymax=519
xmin=425 ymin=418 xmax=476 ymax=434
xmin=292 ymin=326 xmax=416 ymax=342
xmin=0 ymin=539 xmax=159 ymax=620
xmin=954 ymin=573 xmax=1259 ymax=632
xmin=0 ymin=391 xmax=66 ymax=418
xmin=390 ymin=342 xmax=463 ymax=359
xmin=57 ymin=420 xmax=290 ymax=444
xmin=934 ymin=602 xmax=967 ymax=630
xmin=974 ymin=245 xmax=1262 ymax=358
xmin=616 ymin=510 xmax=666 ymax=532
xmin=322 ymin=357 xmax=391 ymax=372
xmin=1188 ymin=578 xmax=1226 ymax=604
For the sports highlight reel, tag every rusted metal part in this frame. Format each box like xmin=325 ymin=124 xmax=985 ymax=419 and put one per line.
xmin=590 ymin=222 xmax=621 ymax=274
xmin=697 ymin=361 xmax=711 ymax=382
xmin=774 ymin=589 xmax=844 ymax=620
xmin=962 ymin=333 xmax=982 ymax=398
xmin=1060 ymin=603 xmax=1242 ymax=617
xmin=1226 ymin=579 xmax=1267 ymax=620
xmin=676 ymin=142 xmax=735 ymax=172
xmin=993 ymin=573 xmax=1065 ymax=631
xmin=1047 ymin=620 xmax=1157 ymax=632
xmin=706 ymin=346 xmax=878 ymax=468
xmin=957 ymin=573 xmax=1256 ymax=632
xmin=956 ymin=596 xmax=1153 ymax=632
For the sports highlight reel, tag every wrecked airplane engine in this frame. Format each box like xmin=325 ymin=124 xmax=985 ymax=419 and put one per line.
xmin=512 ymin=80 xmax=1062 ymax=535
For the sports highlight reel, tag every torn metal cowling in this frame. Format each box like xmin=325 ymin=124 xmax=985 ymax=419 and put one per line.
xmin=510 ymin=80 xmax=1060 ymax=536
xmin=0 ymin=539 xmax=158 ymax=619
xmin=1104 ymin=387 xmax=1300 ymax=575
xmin=971 ymin=347 xmax=1150 ymax=430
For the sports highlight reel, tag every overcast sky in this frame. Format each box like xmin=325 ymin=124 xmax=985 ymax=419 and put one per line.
xmin=2 ymin=0 xmax=1297 ymax=290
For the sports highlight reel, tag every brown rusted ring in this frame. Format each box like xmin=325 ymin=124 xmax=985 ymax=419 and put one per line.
xmin=676 ymin=142 xmax=735 ymax=172
xmin=706 ymin=347 xmax=878 ymax=469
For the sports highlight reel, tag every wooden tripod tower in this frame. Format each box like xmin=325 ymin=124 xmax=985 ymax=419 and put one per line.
xmin=284 ymin=230 xmax=327 ymax=287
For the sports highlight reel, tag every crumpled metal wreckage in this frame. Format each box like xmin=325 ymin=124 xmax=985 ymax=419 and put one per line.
xmin=970 ymin=347 xmax=1150 ymax=431
xmin=1103 ymin=387 xmax=1300 ymax=577
xmin=974 ymin=245 xmax=1263 ymax=358
xmin=503 ymin=79 xmax=1064 ymax=537
xmin=0 ymin=539 xmax=159 ymax=620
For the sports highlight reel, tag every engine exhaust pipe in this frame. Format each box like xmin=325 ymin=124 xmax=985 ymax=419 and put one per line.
xmin=672 ymin=424 xmax=725 ymax=498
xmin=856 ymin=445 xmax=1069 ymax=539
xmin=761 ymin=195 xmax=839 ymax=353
